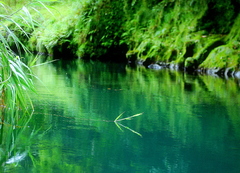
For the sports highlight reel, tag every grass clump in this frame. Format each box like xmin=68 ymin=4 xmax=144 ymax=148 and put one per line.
xmin=0 ymin=1 xmax=52 ymax=116
xmin=1 ymin=4 xmax=33 ymax=112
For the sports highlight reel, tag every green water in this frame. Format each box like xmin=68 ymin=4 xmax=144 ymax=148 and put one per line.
xmin=3 ymin=60 xmax=240 ymax=173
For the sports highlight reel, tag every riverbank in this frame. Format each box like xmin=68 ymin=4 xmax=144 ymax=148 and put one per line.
xmin=7 ymin=0 xmax=240 ymax=76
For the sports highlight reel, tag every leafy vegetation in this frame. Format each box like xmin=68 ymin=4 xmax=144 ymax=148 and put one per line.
xmin=0 ymin=0 xmax=57 ymax=110
xmin=24 ymin=0 xmax=240 ymax=72
xmin=0 ymin=1 xmax=36 ymax=112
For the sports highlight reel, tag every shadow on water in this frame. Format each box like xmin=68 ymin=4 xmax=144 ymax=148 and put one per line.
xmin=4 ymin=59 xmax=240 ymax=172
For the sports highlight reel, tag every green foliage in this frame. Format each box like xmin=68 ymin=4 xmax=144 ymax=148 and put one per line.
xmin=25 ymin=0 xmax=240 ymax=69
xmin=0 ymin=0 xmax=55 ymax=110
xmin=0 ymin=109 xmax=35 ymax=168
xmin=28 ymin=0 xmax=77 ymax=56
xmin=114 ymin=112 xmax=143 ymax=136
xmin=73 ymin=0 xmax=127 ymax=60
xmin=0 ymin=6 xmax=34 ymax=112
xmin=0 ymin=1 xmax=52 ymax=120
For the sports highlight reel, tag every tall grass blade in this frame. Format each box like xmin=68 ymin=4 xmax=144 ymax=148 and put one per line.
xmin=22 ymin=6 xmax=34 ymax=29
xmin=34 ymin=1 xmax=54 ymax=16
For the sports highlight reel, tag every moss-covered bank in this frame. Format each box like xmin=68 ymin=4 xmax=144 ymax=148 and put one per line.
xmin=24 ymin=0 xmax=240 ymax=73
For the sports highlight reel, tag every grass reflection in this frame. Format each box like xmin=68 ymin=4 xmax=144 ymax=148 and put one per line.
xmin=0 ymin=109 xmax=34 ymax=171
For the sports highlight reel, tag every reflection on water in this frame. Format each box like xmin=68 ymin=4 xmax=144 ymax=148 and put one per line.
xmin=5 ymin=59 xmax=240 ymax=172
xmin=0 ymin=109 xmax=36 ymax=173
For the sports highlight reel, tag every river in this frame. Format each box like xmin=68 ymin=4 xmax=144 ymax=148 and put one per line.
xmin=3 ymin=59 xmax=240 ymax=173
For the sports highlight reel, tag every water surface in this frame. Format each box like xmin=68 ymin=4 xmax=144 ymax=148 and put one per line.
xmin=4 ymin=60 xmax=240 ymax=172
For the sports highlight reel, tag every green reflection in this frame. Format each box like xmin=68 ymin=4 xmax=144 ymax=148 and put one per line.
xmin=28 ymin=59 xmax=240 ymax=172
xmin=0 ymin=109 xmax=36 ymax=172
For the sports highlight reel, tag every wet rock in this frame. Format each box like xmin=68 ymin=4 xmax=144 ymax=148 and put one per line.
xmin=224 ymin=67 xmax=233 ymax=78
xmin=234 ymin=71 xmax=240 ymax=78
xmin=159 ymin=62 xmax=170 ymax=68
xmin=169 ymin=64 xmax=179 ymax=70
xmin=148 ymin=64 xmax=162 ymax=70
xmin=206 ymin=68 xmax=220 ymax=77
xmin=136 ymin=60 xmax=144 ymax=65
xmin=230 ymin=70 xmax=235 ymax=78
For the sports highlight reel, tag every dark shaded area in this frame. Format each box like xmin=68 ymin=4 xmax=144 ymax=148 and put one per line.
xmin=184 ymin=43 xmax=196 ymax=58
xmin=184 ymin=82 xmax=195 ymax=92
xmin=127 ymin=53 xmax=138 ymax=66
xmin=183 ymin=43 xmax=197 ymax=72
xmin=142 ymin=57 xmax=156 ymax=67
xmin=52 ymin=41 xmax=77 ymax=60
xmin=197 ymin=0 xmax=239 ymax=34
xmin=98 ymin=44 xmax=129 ymax=63
xmin=169 ymin=49 xmax=178 ymax=62
xmin=197 ymin=40 xmax=225 ymax=63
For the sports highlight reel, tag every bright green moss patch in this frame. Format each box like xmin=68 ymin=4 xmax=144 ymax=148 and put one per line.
xmin=200 ymin=45 xmax=240 ymax=69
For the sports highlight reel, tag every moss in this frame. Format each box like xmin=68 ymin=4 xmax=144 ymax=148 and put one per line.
xmin=200 ymin=45 xmax=240 ymax=69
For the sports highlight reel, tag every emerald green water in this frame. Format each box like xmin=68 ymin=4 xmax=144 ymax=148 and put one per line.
xmin=3 ymin=60 xmax=240 ymax=172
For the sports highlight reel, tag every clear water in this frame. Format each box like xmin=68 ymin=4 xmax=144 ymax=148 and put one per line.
xmin=3 ymin=60 xmax=240 ymax=173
